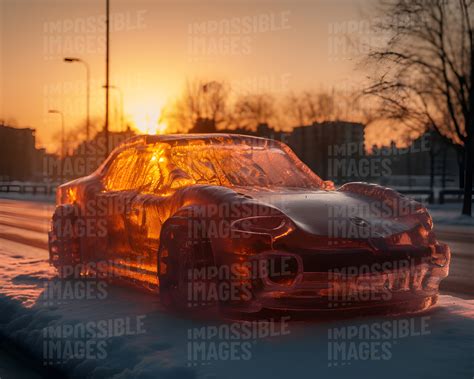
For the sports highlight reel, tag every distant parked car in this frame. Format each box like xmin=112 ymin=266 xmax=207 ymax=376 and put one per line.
xmin=48 ymin=134 xmax=450 ymax=314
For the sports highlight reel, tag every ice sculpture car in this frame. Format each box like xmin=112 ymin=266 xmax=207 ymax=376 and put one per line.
xmin=48 ymin=134 xmax=450 ymax=314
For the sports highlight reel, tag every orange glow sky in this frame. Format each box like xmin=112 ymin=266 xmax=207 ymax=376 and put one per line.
xmin=1 ymin=0 xmax=378 ymax=153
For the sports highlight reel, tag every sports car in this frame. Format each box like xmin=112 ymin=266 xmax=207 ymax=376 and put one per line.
xmin=48 ymin=134 xmax=450 ymax=314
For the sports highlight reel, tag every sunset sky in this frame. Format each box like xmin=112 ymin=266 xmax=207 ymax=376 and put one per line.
xmin=1 ymin=0 xmax=377 ymax=153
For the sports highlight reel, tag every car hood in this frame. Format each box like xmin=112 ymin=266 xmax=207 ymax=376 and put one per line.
xmin=236 ymin=188 xmax=421 ymax=239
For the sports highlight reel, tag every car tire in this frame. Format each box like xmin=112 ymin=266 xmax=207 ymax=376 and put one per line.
xmin=158 ymin=220 xmax=215 ymax=311
xmin=48 ymin=204 xmax=81 ymax=279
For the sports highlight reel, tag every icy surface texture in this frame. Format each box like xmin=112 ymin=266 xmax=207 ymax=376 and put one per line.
xmin=50 ymin=134 xmax=451 ymax=314
xmin=102 ymin=134 xmax=323 ymax=193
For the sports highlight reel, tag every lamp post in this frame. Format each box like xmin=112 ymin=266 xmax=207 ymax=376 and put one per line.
xmin=64 ymin=57 xmax=90 ymax=141
xmin=105 ymin=0 xmax=110 ymax=156
xmin=103 ymin=84 xmax=124 ymax=131
xmin=48 ymin=109 xmax=65 ymax=183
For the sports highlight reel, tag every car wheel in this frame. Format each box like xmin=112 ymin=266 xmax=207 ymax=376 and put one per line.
xmin=158 ymin=222 xmax=215 ymax=311
xmin=48 ymin=204 xmax=81 ymax=279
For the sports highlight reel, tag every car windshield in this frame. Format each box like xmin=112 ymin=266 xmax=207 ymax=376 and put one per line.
xmin=164 ymin=144 xmax=322 ymax=190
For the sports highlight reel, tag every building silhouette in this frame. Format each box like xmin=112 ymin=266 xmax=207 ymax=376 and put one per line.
xmin=289 ymin=121 xmax=365 ymax=183
xmin=0 ymin=121 xmax=461 ymax=188
xmin=0 ymin=124 xmax=50 ymax=181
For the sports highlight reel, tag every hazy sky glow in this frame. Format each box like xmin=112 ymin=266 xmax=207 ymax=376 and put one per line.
xmin=1 ymin=0 xmax=377 ymax=152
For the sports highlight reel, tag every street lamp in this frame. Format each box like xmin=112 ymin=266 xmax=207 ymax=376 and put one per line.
xmin=64 ymin=57 xmax=90 ymax=141
xmin=105 ymin=0 xmax=110 ymax=156
xmin=48 ymin=109 xmax=65 ymax=183
xmin=103 ymin=84 xmax=124 ymax=131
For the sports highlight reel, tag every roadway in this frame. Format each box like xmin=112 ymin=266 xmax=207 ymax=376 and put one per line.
xmin=0 ymin=197 xmax=472 ymax=297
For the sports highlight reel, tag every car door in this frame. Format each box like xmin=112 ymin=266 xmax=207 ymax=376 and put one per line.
xmin=96 ymin=147 xmax=143 ymax=280
xmin=124 ymin=148 xmax=170 ymax=276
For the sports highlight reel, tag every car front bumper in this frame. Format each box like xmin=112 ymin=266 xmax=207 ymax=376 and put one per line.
xmin=220 ymin=242 xmax=450 ymax=314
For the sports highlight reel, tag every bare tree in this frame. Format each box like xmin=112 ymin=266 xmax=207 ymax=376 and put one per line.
xmin=315 ymin=91 xmax=336 ymax=121
xmin=162 ymin=79 xmax=230 ymax=132
xmin=285 ymin=92 xmax=309 ymax=126
xmin=284 ymin=88 xmax=375 ymax=127
xmin=233 ymin=94 xmax=276 ymax=130
xmin=364 ymin=0 xmax=474 ymax=215
xmin=284 ymin=90 xmax=334 ymax=126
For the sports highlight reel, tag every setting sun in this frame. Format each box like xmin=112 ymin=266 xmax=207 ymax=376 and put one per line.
xmin=127 ymin=99 xmax=167 ymax=135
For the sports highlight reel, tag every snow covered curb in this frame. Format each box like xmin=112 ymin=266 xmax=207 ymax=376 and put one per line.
xmin=0 ymin=289 xmax=195 ymax=379
xmin=1 ymin=288 xmax=474 ymax=379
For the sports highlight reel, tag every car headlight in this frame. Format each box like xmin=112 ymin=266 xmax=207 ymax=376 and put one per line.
xmin=230 ymin=215 xmax=295 ymax=240
xmin=416 ymin=210 xmax=433 ymax=231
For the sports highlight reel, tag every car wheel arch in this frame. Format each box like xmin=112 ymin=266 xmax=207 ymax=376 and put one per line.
xmin=157 ymin=205 xmax=216 ymax=281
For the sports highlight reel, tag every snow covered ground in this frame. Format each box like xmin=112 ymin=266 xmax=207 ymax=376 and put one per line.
xmin=0 ymin=195 xmax=473 ymax=378
xmin=0 ymin=257 xmax=473 ymax=379
xmin=0 ymin=234 xmax=473 ymax=379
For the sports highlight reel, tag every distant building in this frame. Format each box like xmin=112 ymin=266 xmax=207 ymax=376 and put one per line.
xmin=289 ymin=121 xmax=365 ymax=182
xmin=373 ymin=130 xmax=460 ymax=188
xmin=0 ymin=124 xmax=47 ymax=181
xmin=2 ymin=120 xmax=458 ymax=188
xmin=254 ymin=123 xmax=289 ymax=143
xmin=218 ymin=123 xmax=289 ymax=143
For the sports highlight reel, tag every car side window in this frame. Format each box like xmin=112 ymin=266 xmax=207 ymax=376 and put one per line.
xmin=136 ymin=150 xmax=164 ymax=193
xmin=103 ymin=148 xmax=143 ymax=191
xmin=136 ymin=148 xmax=195 ymax=194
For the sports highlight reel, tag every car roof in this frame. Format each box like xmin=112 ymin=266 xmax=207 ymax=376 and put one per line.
xmin=121 ymin=133 xmax=281 ymax=148
xmin=97 ymin=133 xmax=286 ymax=173
xmin=96 ymin=133 xmax=324 ymax=187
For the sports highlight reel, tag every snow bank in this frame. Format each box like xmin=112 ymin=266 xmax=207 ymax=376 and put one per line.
xmin=1 ymin=233 xmax=473 ymax=378
xmin=0 ymin=279 xmax=473 ymax=379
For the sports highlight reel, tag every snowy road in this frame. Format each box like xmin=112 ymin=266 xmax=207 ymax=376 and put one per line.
xmin=435 ymin=225 xmax=474 ymax=294
xmin=1 ymin=198 xmax=471 ymax=300
xmin=0 ymin=198 xmax=473 ymax=379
